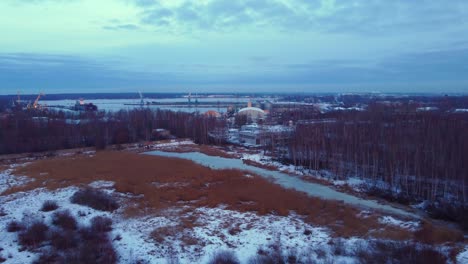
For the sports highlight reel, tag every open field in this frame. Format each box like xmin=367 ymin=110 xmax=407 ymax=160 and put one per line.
xmin=0 ymin=146 xmax=466 ymax=263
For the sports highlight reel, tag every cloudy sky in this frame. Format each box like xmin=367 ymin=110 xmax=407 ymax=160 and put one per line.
xmin=1 ymin=0 xmax=468 ymax=94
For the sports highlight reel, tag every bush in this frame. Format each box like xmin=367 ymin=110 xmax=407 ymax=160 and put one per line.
xmin=90 ymin=216 xmax=113 ymax=233
xmin=18 ymin=221 xmax=49 ymax=249
xmin=33 ymin=250 xmax=63 ymax=264
xmin=248 ymin=255 xmax=284 ymax=264
xmin=356 ymin=240 xmax=446 ymax=264
xmin=49 ymin=230 xmax=78 ymax=250
xmin=7 ymin=220 xmax=24 ymax=232
xmin=208 ymin=250 xmax=240 ymax=264
xmin=426 ymin=202 xmax=468 ymax=231
xmin=65 ymin=228 xmax=117 ymax=264
xmin=248 ymin=241 xmax=285 ymax=264
xmin=40 ymin=200 xmax=59 ymax=212
xmin=70 ymin=188 xmax=119 ymax=212
xmin=52 ymin=210 xmax=77 ymax=230
xmin=79 ymin=226 xmax=108 ymax=243
xmin=17 ymin=209 xmax=118 ymax=264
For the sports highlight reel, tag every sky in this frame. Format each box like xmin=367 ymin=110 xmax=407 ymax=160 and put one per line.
xmin=1 ymin=0 xmax=468 ymax=94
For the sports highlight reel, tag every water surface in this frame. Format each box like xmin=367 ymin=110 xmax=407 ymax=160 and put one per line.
xmin=145 ymin=151 xmax=419 ymax=218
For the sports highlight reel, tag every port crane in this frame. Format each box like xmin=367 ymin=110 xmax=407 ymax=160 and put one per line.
xmin=138 ymin=91 xmax=144 ymax=105
xmin=28 ymin=92 xmax=45 ymax=109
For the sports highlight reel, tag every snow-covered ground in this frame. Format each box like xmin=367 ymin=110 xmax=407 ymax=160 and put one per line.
xmin=457 ymin=246 xmax=468 ymax=264
xmin=378 ymin=216 xmax=419 ymax=231
xmin=0 ymin=180 xmax=373 ymax=264
xmin=0 ymin=164 xmax=33 ymax=195
xmin=150 ymin=140 xmax=195 ymax=149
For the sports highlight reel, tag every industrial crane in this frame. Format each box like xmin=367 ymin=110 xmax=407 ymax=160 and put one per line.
xmin=29 ymin=92 xmax=45 ymax=109
xmin=138 ymin=91 xmax=144 ymax=105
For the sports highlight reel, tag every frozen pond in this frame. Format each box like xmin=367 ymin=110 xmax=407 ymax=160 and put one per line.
xmin=145 ymin=151 xmax=420 ymax=218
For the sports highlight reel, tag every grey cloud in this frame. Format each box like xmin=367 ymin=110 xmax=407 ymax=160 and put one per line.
xmin=103 ymin=24 xmax=140 ymax=31
xmin=2 ymin=46 xmax=468 ymax=94
xmin=136 ymin=0 xmax=300 ymax=32
xmin=130 ymin=0 xmax=468 ymax=35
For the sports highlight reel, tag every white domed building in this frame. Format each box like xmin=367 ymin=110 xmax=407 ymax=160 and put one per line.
xmin=237 ymin=101 xmax=265 ymax=122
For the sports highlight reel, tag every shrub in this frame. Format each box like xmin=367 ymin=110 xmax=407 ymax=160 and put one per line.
xmin=356 ymin=240 xmax=446 ymax=264
xmin=208 ymin=250 xmax=240 ymax=264
xmin=249 ymin=241 xmax=285 ymax=264
xmin=248 ymin=255 xmax=284 ymax=264
xmin=33 ymin=250 xmax=63 ymax=264
xmin=426 ymin=202 xmax=468 ymax=231
xmin=331 ymin=238 xmax=346 ymax=256
xmin=49 ymin=230 xmax=78 ymax=250
xmin=52 ymin=210 xmax=77 ymax=230
xmin=90 ymin=216 xmax=113 ymax=233
xmin=70 ymin=188 xmax=119 ymax=212
xmin=15 ymin=209 xmax=118 ymax=264
xmin=303 ymin=229 xmax=312 ymax=236
xmin=18 ymin=221 xmax=49 ymax=249
xmin=64 ymin=231 xmax=117 ymax=264
xmin=7 ymin=220 xmax=24 ymax=232
xmin=40 ymin=200 xmax=59 ymax=212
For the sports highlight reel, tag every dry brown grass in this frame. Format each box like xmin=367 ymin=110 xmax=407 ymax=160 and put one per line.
xmin=5 ymin=150 xmax=461 ymax=242
xmin=414 ymin=220 xmax=464 ymax=244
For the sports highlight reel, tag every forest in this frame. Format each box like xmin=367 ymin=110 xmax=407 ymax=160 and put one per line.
xmin=0 ymin=108 xmax=225 ymax=154
xmin=284 ymin=103 xmax=468 ymax=228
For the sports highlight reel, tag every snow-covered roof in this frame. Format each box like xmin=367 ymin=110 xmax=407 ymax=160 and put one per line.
xmin=238 ymin=107 xmax=265 ymax=114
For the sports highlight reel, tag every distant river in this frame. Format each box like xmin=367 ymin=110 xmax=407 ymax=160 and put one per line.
xmin=41 ymin=98 xmax=232 ymax=113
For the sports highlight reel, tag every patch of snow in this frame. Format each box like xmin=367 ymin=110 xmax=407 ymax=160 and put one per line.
xmin=357 ymin=210 xmax=373 ymax=219
xmin=457 ymin=246 xmax=468 ymax=264
xmin=152 ymin=140 xmax=195 ymax=149
xmin=191 ymin=208 xmax=332 ymax=264
xmin=0 ymin=165 xmax=33 ymax=195
xmin=151 ymin=182 xmax=190 ymax=188
xmin=333 ymin=177 xmax=365 ymax=188
xmin=88 ymin=180 xmax=115 ymax=189
xmin=378 ymin=216 xmax=419 ymax=231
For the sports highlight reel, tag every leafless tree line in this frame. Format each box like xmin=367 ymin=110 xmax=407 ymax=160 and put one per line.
xmin=287 ymin=107 xmax=468 ymax=205
xmin=0 ymin=108 xmax=225 ymax=154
